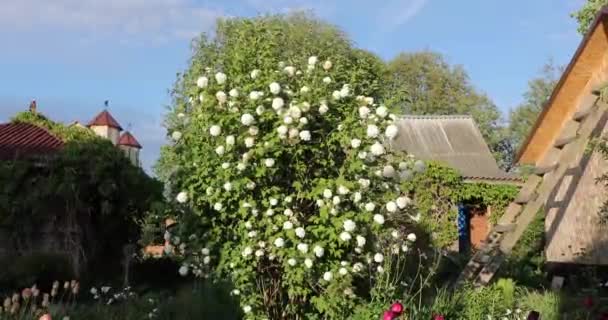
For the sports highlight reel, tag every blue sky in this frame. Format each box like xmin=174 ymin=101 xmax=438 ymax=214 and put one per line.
xmin=0 ymin=0 xmax=584 ymax=173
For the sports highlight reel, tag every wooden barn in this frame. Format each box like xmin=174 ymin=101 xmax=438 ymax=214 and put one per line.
xmin=391 ymin=115 xmax=522 ymax=251
xmin=457 ymin=7 xmax=608 ymax=287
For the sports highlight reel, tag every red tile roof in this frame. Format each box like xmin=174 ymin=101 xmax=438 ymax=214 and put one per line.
xmin=87 ymin=110 xmax=123 ymax=130
xmin=118 ymin=131 xmax=142 ymax=149
xmin=0 ymin=123 xmax=64 ymax=160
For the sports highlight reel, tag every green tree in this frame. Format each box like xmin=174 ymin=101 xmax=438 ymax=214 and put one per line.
xmin=383 ymin=51 xmax=506 ymax=167
xmin=572 ymin=0 xmax=607 ymax=35
xmin=508 ymin=61 xmax=562 ymax=151
xmin=157 ymin=13 xmax=427 ymax=319
xmin=154 ymin=12 xmax=385 ymax=183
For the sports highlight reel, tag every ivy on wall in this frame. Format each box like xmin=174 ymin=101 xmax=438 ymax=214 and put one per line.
xmin=0 ymin=111 xmax=163 ymax=274
xmin=401 ymin=161 xmax=519 ymax=247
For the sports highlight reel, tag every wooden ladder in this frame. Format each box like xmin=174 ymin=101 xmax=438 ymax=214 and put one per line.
xmin=455 ymin=91 xmax=608 ymax=288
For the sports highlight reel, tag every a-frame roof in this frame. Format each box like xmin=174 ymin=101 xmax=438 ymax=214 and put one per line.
xmin=0 ymin=122 xmax=64 ymax=159
xmin=391 ymin=115 xmax=521 ymax=184
xmin=87 ymin=110 xmax=123 ymax=130
xmin=517 ymin=7 xmax=608 ymax=164
xmin=118 ymin=131 xmax=142 ymax=149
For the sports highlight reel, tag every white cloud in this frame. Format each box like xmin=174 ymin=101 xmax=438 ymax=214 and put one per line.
xmin=0 ymin=0 xmax=223 ymax=42
xmin=376 ymin=0 xmax=428 ymax=30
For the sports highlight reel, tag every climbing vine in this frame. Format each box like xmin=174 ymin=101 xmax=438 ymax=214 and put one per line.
xmin=401 ymin=161 xmax=519 ymax=247
xmin=0 ymin=111 xmax=163 ymax=275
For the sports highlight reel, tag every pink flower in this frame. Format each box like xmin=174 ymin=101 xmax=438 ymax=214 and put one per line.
xmin=433 ymin=315 xmax=445 ymax=320
xmin=383 ymin=310 xmax=396 ymax=320
xmin=39 ymin=314 xmax=52 ymax=320
xmin=390 ymin=302 xmax=404 ymax=315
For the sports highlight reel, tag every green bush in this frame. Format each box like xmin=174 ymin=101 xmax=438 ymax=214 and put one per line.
xmin=517 ymin=290 xmax=560 ymax=320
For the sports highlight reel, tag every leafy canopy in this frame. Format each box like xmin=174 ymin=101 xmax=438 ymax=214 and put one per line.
xmin=158 ymin=13 xmax=426 ymax=319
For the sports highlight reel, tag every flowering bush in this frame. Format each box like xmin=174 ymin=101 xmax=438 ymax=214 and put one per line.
xmin=162 ymin=54 xmax=426 ymax=319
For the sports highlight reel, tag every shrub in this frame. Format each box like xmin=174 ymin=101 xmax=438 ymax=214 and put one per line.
xmin=0 ymin=254 xmax=73 ymax=291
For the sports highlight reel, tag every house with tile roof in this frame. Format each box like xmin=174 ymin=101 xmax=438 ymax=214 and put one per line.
xmin=0 ymin=102 xmax=142 ymax=167
xmin=391 ymin=115 xmax=521 ymax=251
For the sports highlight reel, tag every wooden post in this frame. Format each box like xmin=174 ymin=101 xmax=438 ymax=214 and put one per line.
xmin=122 ymin=244 xmax=136 ymax=287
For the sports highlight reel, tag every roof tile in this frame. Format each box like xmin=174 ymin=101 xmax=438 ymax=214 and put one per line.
xmin=0 ymin=123 xmax=64 ymax=160
xmin=87 ymin=110 xmax=123 ymax=130
xmin=118 ymin=131 xmax=142 ymax=148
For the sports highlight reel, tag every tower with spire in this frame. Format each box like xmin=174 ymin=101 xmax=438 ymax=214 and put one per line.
xmin=87 ymin=102 xmax=123 ymax=145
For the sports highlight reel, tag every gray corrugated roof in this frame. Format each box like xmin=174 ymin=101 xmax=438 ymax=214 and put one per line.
xmin=390 ymin=115 xmax=520 ymax=182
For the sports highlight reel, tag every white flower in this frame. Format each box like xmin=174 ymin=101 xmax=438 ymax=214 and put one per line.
xmin=376 ymin=105 xmax=388 ymax=117
xmin=299 ymin=117 xmax=308 ymax=124
xmin=339 ymin=85 xmax=350 ymax=97
xmin=377 ymin=266 xmax=384 ymax=273
xmin=297 ymin=243 xmax=309 ymax=253
xmin=250 ymin=69 xmax=261 ymax=79
xmin=385 ymin=125 xmax=399 ymax=139
xmin=400 ymin=170 xmax=413 ymax=181
xmin=223 ymin=182 xmax=232 ymax=191
xmin=215 ymin=145 xmax=225 ymax=155
xmin=353 ymin=192 xmax=362 ymax=203
xmin=255 ymin=249 xmax=264 ymax=257
xmin=213 ymin=202 xmax=223 ymax=211
xmin=323 ymin=76 xmax=331 ymax=84
xmin=196 ymin=76 xmax=208 ymax=88
xmin=332 ymin=90 xmax=341 ymax=100
xmin=244 ymin=221 xmax=253 ymax=229
xmin=283 ymin=221 xmax=293 ymax=230
xmin=90 ymin=287 xmax=98 ymax=295
xmin=171 ymin=131 xmax=182 ymax=141
xmin=283 ymin=116 xmax=293 ymax=124
xmin=300 ymin=86 xmax=310 ymax=94
xmin=323 ymin=271 xmax=333 ymax=281
xmin=221 ymin=162 xmax=229 ymax=169
xmin=304 ymin=258 xmax=313 ymax=268
xmin=358 ymin=151 xmax=368 ymax=160
xmin=339 ymin=231 xmax=352 ymax=241
xmin=295 ymin=227 xmax=306 ymax=238
xmin=270 ymin=198 xmax=278 ymax=206
xmin=366 ymin=125 xmax=379 ymax=138
xmin=323 ymin=189 xmax=333 ymax=199
xmin=318 ymin=102 xmax=329 ymax=114
xmin=407 ymin=233 xmax=417 ymax=242
xmin=299 ymin=130 xmax=311 ymax=141
xmin=314 ymin=245 xmax=324 ymax=257
xmin=308 ymin=56 xmax=318 ymax=65
xmin=215 ymin=72 xmax=226 ymax=84
xmin=243 ymin=305 xmax=252 ymax=313
xmin=256 ymin=105 xmax=265 ymax=115
xmin=268 ymin=99 xmax=284 ymax=113
xmin=264 ymin=158 xmax=275 ymax=167
xmin=248 ymin=126 xmax=259 ymax=136
xmin=338 ymin=185 xmax=349 ymax=195
xmin=284 ymin=66 xmax=296 ymax=76
xmin=383 ymin=165 xmax=396 ymax=178
xmin=339 ymin=267 xmax=348 ymax=276
xmin=288 ymin=128 xmax=299 ymax=139
xmin=225 ymin=135 xmax=235 ymax=145
xmin=176 ymin=191 xmax=188 ymax=203
xmin=246 ymin=181 xmax=256 ymax=189
xmin=274 ymin=237 xmax=285 ymax=248
xmin=301 ymin=102 xmax=310 ymax=112
xmin=249 ymin=91 xmax=261 ymax=100
xmin=316 ymin=199 xmax=325 ymax=207
xmin=209 ymin=125 xmax=221 ymax=136
xmin=356 ymin=235 xmax=366 ymax=247
xmin=247 ymin=231 xmax=258 ymax=239
xmin=359 ymin=106 xmax=370 ymax=118
xmin=269 ymin=82 xmax=281 ymax=95
xmin=386 ymin=201 xmax=397 ymax=212
xmin=265 ymin=208 xmax=274 ymax=216
xmin=198 ymin=94 xmax=204 ymax=103
xmin=216 ymin=91 xmax=227 ymax=104
xmin=286 ymin=258 xmax=297 ymax=266
xmin=350 ymin=139 xmax=362 ymax=148
xmin=277 ymin=125 xmax=288 ymax=136
xmin=237 ymin=163 xmax=246 ymax=171
xmin=397 ymin=196 xmax=411 ymax=209
xmin=332 ymin=196 xmax=341 ymax=205
xmin=370 ymin=142 xmax=385 ymax=156
xmin=178 ymin=265 xmax=189 ymax=276
xmin=201 ymin=247 xmax=210 ymax=255
xmin=414 ymin=160 xmax=426 ymax=173
xmin=358 ymin=179 xmax=370 ymax=189
xmin=374 ymin=253 xmax=384 ymax=263
xmin=365 ymin=202 xmax=376 ymax=211
xmin=373 ymin=214 xmax=385 ymax=225
xmin=391 ymin=230 xmax=400 ymax=239
xmin=241 ymin=113 xmax=255 ymax=126
xmin=353 ymin=262 xmax=363 ymax=272
xmin=244 ymin=137 xmax=255 ymax=148
xmin=229 ymin=88 xmax=239 ymax=98
xmin=343 ymin=219 xmax=356 ymax=232
xmin=164 ymin=231 xmax=171 ymax=241
xmin=364 ymin=97 xmax=374 ymax=105
xmin=289 ymin=106 xmax=302 ymax=118
xmin=242 ymin=246 xmax=253 ymax=257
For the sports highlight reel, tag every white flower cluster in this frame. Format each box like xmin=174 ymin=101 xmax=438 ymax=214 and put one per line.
xmin=170 ymin=56 xmax=427 ymax=314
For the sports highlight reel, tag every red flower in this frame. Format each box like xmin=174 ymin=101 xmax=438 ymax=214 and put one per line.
xmin=390 ymin=302 xmax=404 ymax=315
xmin=433 ymin=315 xmax=445 ymax=320
xmin=383 ymin=310 xmax=396 ymax=320
xmin=583 ymin=296 xmax=594 ymax=309
xmin=600 ymin=312 xmax=608 ymax=320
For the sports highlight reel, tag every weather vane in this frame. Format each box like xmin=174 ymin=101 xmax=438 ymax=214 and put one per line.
xmin=104 ymin=100 xmax=109 ymax=108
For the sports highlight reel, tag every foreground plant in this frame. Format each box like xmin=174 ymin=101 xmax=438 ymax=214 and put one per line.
xmin=162 ymin=50 xmax=425 ymax=319
xmin=0 ymin=280 xmax=79 ymax=320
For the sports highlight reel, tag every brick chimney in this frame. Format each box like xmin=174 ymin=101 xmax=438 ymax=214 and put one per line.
xmin=29 ymin=100 xmax=37 ymax=114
